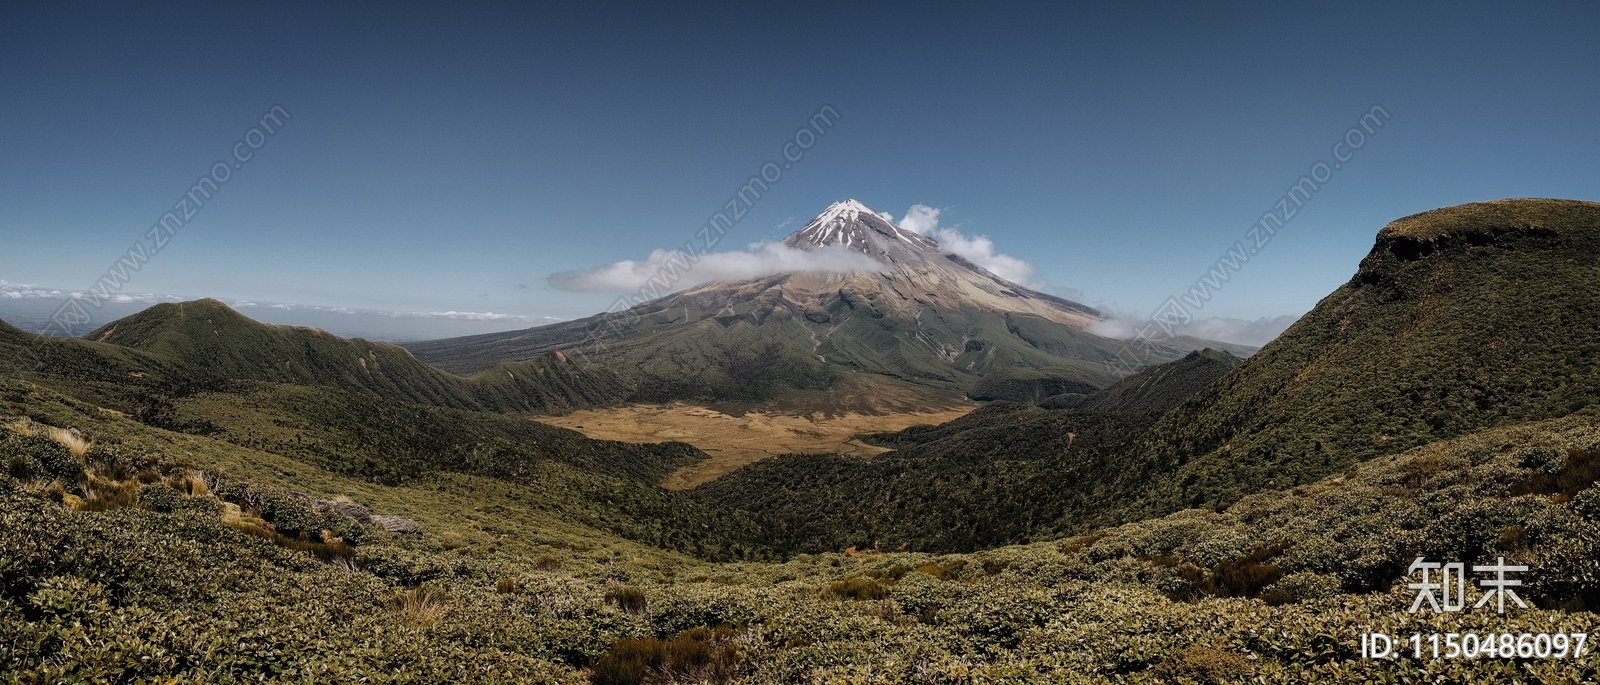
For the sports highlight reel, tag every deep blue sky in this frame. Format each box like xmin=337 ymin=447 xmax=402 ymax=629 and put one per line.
xmin=2 ymin=1 xmax=1597 ymax=337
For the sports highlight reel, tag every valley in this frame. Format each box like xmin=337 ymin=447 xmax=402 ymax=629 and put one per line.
xmin=537 ymin=401 xmax=975 ymax=489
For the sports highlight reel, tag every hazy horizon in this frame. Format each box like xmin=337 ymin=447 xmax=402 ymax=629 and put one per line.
xmin=0 ymin=273 xmax=1300 ymax=347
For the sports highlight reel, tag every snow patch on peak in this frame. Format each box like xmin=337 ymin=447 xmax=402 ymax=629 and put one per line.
xmin=808 ymin=199 xmax=881 ymax=229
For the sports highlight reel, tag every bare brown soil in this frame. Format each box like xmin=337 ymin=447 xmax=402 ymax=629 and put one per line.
xmin=536 ymin=403 xmax=974 ymax=489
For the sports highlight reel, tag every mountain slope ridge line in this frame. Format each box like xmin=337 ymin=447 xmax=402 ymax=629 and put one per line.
xmin=405 ymin=199 xmax=1243 ymax=413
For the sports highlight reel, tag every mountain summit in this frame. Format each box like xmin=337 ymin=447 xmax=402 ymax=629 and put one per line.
xmin=784 ymin=199 xmax=938 ymax=261
xmin=772 ymin=199 xmax=1101 ymax=327
xmin=407 ymin=199 xmax=1236 ymax=411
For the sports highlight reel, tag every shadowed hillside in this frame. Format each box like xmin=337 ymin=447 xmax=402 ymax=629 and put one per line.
xmin=84 ymin=299 xmax=632 ymax=414
xmin=1044 ymin=348 xmax=1245 ymax=420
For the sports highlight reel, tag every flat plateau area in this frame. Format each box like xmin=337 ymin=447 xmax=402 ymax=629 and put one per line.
xmin=537 ymin=403 xmax=975 ymax=489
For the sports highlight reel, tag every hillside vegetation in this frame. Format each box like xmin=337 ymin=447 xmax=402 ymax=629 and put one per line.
xmin=2 ymin=306 xmax=794 ymax=562
xmin=1120 ymin=198 xmax=1600 ymax=517
xmin=701 ymin=199 xmax=1600 ymax=550
xmin=1044 ymin=347 xmax=1244 ymax=419
xmin=4 ymin=377 xmax=1600 ymax=682
xmin=83 ymin=299 xmax=634 ymax=414
xmin=697 ymin=349 xmax=1245 ymax=553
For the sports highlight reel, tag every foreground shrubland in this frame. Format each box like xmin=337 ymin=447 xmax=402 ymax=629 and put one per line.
xmin=4 ymin=408 xmax=1600 ymax=682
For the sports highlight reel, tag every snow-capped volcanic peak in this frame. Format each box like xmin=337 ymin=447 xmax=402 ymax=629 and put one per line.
xmin=785 ymin=199 xmax=938 ymax=263
xmin=809 ymin=199 xmax=886 ymax=230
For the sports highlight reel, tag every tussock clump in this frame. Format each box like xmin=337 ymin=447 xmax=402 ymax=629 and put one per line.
xmin=175 ymin=472 xmax=209 ymax=497
xmin=912 ymin=559 xmax=966 ymax=581
xmin=607 ymin=586 xmax=649 ymax=615
xmin=1059 ymin=532 xmax=1108 ymax=555
xmin=45 ymin=427 xmax=90 ymax=459
xmin=591 ymin=625 xmax=740 ymax=685
xmin=223 ymin=517 xmax=357 ymax=565
xmin=1168 ymin=542 xmax=1291 ymax=602
xmin=1514 ymin=445 xmax=1600 ymax=496
xmin=822 ymin=577 xmax=890 ymax=601
xmin=6 ymin=417 xmax=39 ymax=436
xmin=79 ymin=478 xmax=140 ymax=512
xmin=39 ymin=480 xmax=68 ymax=504
xmin=389 ymin=585 xmax=451 ymax=626
xmin=1153 ymin=644 xmax=1250 ymax=682
xmin=7 ymin=454 xmax=41 ymax=481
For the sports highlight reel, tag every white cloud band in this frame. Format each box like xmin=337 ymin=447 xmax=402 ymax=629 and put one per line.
xmin=548 ymin=242 xmax=885 ymax=293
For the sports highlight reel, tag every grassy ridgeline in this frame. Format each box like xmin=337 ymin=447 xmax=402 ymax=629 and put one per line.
xmin=1125 ymin=199 xmax=1600 ymax=518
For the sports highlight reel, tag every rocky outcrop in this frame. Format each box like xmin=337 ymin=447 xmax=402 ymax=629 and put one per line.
xmin=371 ymin=515 xmax=421 ymax=535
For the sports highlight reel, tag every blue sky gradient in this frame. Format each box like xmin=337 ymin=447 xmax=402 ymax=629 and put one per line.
xmin=2 ymin=1 xmax=1597 ymax=339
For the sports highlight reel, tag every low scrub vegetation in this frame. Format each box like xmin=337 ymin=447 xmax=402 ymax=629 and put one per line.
xmin=4 ymin=407 xmax=1600 ymax=681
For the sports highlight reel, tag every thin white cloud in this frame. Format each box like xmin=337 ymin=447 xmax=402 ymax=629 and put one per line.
xmin=1175 ymin=315 xmax=1300 ymax=347
xmin=387 ymin=310 xmax=560 ymax=323
xmin=548 ymin=242 xmax=884 ymax=293
xmin=0 ymin=280 xmax=180 ymax=305
xmin=258 ymin=301 xmax=553 ymax=322
xmin=1090 ymin=313 xmax=1300 ymax=348
xmin=1086 ymin=318 xmax=1138 ymax=340
xmin=895 ymin=205 xmax=1039 ymax=285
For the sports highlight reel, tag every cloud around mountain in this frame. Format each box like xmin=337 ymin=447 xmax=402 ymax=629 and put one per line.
xmin=547 ymin=203 xmax=1042 ymax=293
xmin=886 ymin=205 xmax=1039 ymax=285
xmin=547 ymin=242 xmax=885 ymax=293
